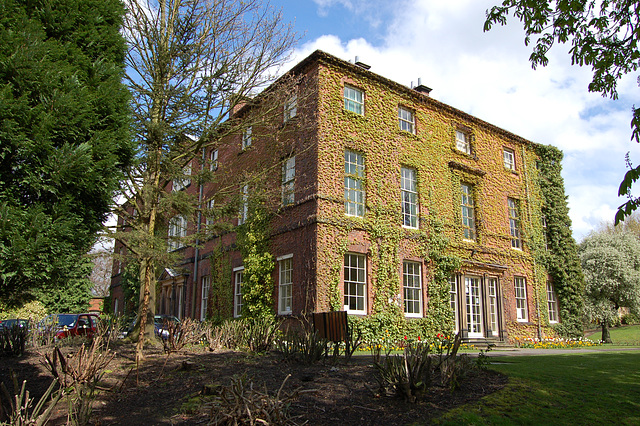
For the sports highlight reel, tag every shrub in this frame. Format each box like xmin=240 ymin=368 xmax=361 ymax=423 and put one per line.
xmin=621 ymin=312 xmax=640 ymax=325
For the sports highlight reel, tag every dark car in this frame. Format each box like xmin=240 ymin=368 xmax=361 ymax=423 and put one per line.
xmin=127 ymin=314 xmax=180 ymax=339
xmin=43 ymin=313 xmax=100 ymax=339
xmin=0 ymin=318 xmax=29 ymax=331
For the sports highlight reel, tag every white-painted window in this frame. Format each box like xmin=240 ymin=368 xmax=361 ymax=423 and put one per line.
xmin=401 ymin=167 xmax=419 ymax=228
xmin=503 ymin=148 xmax=515 ymax=170
xmin=238 ymin=185 xmax=248 ymax=225
xmin=167 ymin=215 xmax=187 ymax=251
xmin=284 ymin=94 xmax=297 ymax=122
xmin=234 ymin=267 xmax=244 ymax=318
xmin=508 ymin=198 xmax=521 ymax=249
xmin=547 ymin=282 xmax=559 ymax=323
xmin=282 ymin=156 xmax=295 ymax=205
xmin=515 ymin=277 xmax=528 ymax=322
xmin=210 ymin=149 xmax=218 ymax=171
xmin=398 ymin=107 xmax=415 ymax=133
xmin=344 ymin=253 xmax=366 ymax=314
xmin=201 ymin=275 xmax=210 ymax=321
xmin=344 ymin=85 xmax=364 ymax=115
xmin=456 ymin=130 xmax=470 ymax=154
xmin=461 ymin=183 xmax=476 ymax=240
xmin=278 ymin=255 xmax=293 ymax=314
xmin=172 ymin=163 xmax=192 ymax=191
xmin=345 ymin=150 xmax=365 ymax=217
xmin=403 ymin=261 xmax=422 ymax=317
xmin=242 ymin=126 xmax=252 ymax=149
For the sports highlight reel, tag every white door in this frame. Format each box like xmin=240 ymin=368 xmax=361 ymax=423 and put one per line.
xmin=465 ymin=276 xmax=483 ymax=338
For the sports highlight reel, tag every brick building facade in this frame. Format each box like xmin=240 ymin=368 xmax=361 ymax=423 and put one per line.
xmin=110 ymin=50 xmax=575 ymax=343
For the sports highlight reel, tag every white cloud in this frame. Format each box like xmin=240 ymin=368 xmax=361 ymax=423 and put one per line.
xmin=290 ymin=0 xmax=637 ymax=241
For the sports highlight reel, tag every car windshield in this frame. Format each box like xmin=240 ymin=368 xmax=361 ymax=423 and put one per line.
xmin=55 ymin=314 xmax=77 ymax=327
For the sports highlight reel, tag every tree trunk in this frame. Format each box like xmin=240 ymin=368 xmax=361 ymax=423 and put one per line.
xmin=601 ymin=321 xmax=612 ymax=344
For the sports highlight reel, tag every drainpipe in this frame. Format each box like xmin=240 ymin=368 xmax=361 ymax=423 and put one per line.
xmin=521 ymin=145 xmax=543 ymax=340
xmin=191 ymin=147 xmax=206 ymax=319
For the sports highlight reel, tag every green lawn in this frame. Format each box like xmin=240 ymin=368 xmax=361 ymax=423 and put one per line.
xmin=585 ymin=324 xmax=640 ymax=345
xmin=433 ymin=351 xmax=640 ymax=425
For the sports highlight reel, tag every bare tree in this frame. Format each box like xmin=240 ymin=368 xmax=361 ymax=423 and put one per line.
xmin=109 ymin=0 xmax=297 ymax=361
xmin=89 ymin=250 xmax=114 ymax=297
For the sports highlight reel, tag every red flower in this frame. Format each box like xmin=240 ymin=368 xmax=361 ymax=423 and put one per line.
xmin=418 ymin=336 xmax=421 ymax=341
xmin=404 ymin=335 xmax=407 ymax=340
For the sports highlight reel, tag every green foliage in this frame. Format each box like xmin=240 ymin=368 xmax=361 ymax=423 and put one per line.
xmin=236 ymin=198 xmax=275 ymax=320
xmin=535 ymin=145 xmax=585 ymax=337
xmin=579 ymin=231 xmax=640 ymax=328
xmin=206 ymin=247 xmax=232 ymax=324
xmin=0 ymin=0 xmax=132 ymax=306
xmin=484 ymin=0 xmax=640 ymax=222
xmin=0 ymin=301 xmax=47 ymax=322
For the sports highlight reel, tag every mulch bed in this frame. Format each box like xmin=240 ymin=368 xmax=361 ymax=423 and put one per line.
xmin=1 ymin=342 xmax=507 ymax=425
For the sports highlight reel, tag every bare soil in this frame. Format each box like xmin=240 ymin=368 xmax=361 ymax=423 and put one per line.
xmin=0 ymin=342 xmax=507 ymax=425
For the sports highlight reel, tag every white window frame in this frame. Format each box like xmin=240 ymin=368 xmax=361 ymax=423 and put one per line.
xmin=284 ymin=93 xmax=297 ymax=122
xmin=398 ymin=107 xmax=415 ymax=133
xmin=403 ymin=261 xmax=422 ymax=317
xmin=200 ymin=275 xmax=210 ymax=321
xmin=206 ymin=198 xmax=215 ymax=226
xmin=172 ymin=163 xmax=192 ymax=191
xmin=344 ymin=150 xmax=365 ymax=217
xmin=508 ymin=198 xmax=522 ymax=249
xmin=401 ymin=167 xmax=418 ymax=228
xmin=167 ymin=215 xmax=187 ymax=251
xmin=210 ymin=149 xmax=218 ymax=171
xmin=242 ymin=126 xmax=252 ymax=149
xmin=461 ymin=183 xmax=476 ymax=240
xmin=234 ymin=267 xmax=244 ymax=318
xmin=278 ymin=254 xmax=293 ymax=315
xmin=238 ymin=185 xmax=248 ymax=225
xmin=344 ymin=253 xmax=366 ymax=314
xmin=503 ymin=148 xmax=515 ymax=171
xmin=547 ymin=282 xmax=559 ymax=323
xmin=456 ymin=130 xmax=471 ymax=154
xmin=449 ymin=275 xmax=458 ymax=333
xmin=282 ymin=156 xmax=295 ymax=206
xmin=488 ymin=277 xmax=499 ymax=336
xmin=344 ymin=85 xmax=364 ymax=115
xmin=514 ymin=276 xmax=528 ymax=322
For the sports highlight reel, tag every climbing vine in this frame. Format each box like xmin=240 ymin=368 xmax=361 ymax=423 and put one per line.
xmin=236 ymin=196 xmax=275 ymax=320
xmin=206 ymin=244 xmax=232 ymax=324
xmin=534 ymin=145 xmax=585 ymax=337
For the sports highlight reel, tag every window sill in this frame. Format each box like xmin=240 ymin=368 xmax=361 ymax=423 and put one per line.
xmin=405 ymin=313 xmax=422 ymax=319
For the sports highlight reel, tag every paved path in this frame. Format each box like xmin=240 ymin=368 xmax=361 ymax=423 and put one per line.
xmin=486 ymin=346 xmax=640 ymax=356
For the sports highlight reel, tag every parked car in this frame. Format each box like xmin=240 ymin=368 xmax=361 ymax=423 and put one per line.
xmin=43 ymin=313 xmax=100 ymax=339
xmin=126 ymin=314 xmax=180 ymax=339
xmin=0 ymin=318 xmax=29 ymax=331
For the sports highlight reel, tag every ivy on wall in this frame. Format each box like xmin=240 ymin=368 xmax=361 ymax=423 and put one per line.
xmin=206 ymin=244 xmax=232 ymax=324
xmin=534 ymin=144 xmax=585 ymax=337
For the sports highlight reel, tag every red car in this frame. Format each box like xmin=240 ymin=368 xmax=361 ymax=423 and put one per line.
xmin=46 ymin=313 xmax=100 ymax=339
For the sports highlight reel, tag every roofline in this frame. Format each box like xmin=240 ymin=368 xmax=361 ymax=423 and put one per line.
xmin=288 ymin=49 xmax=542 ymax=149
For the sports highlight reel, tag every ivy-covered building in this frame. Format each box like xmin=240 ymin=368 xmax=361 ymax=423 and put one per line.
xmin=110 ymin=50 xmax=584 ymax=343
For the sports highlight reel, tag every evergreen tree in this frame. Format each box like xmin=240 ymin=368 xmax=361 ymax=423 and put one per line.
xmin=0 ymin=0 xmax=132 ymax=307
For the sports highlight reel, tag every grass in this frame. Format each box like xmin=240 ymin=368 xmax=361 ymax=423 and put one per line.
xmin=585 ymin=324 xmax=640 ymax=345
xmin=433 ymin=351 xmax=640 ymax=425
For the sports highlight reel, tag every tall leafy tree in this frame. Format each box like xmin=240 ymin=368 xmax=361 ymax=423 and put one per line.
xmin=113 ymin=0 xmax=297 ymax=360
xmin=0 ymin=0 xmax=132 ymax=307
xmin=484 ymin=1 xmax=640 ymax=223
xmin=579 ymin=231 xmax=640 ymax=343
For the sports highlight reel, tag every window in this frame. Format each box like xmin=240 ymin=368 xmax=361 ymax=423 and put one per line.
xmin=344 ymin=150 xmax=365 ymax=217
xmin=200 ymin=276 xmax=210 ymax=321
xmin=173 ymin=163 xmax=192 ymax=191
xmin=503 ymin=148 xmax=515 ymax=170
xmin=547 ymin=282 xmax=559 ymax=323
xmin=278 ymin=255 xmax=293 ymax=314
xmin=234 ymin=267 xmax=244 ymax=318
xmin=542 ymin=215 xmax=548 ymax=250
xmin=344 ymin=253 xmax=366 ymax=313
xmin=508 ymin=198 xmax=521 ymax=249
xmin=282 ymin=156 xmax=295 ymax=205
xmin=238 ymin=185 xmax=248 ymax=225
xmin=210 ymin=149 xmax=218 ymax=171
xmin=449 ymin=275 xmax=458 ymax=332
xmin=344 ymin=85 xmax=364 ymax=115
xmin=284 ymin=94 xmax=297 ymax=122
xmin=398 ymin=107 xmax=415 ymax=133
xmin=403 ymin=261 xmax=422 ymax=317
xmin=456 ymin=130 xmax=471 ymax=154
xmin=242 ymin=126 xmax=252 ymax=149
xmin=206 ymin=198 xmax=215 ymax=226
xmin=461 ymin=183 xmax=476 ymax=240
xmin=401 ymin=167 xmax=419 ymax=228
xmin=167 ymin=215 xmax=187 ymax=251
xmin=488 ymin=278 xmax=499 ymax=336
xmin=514 ymin=277 xmax=528 ymax=321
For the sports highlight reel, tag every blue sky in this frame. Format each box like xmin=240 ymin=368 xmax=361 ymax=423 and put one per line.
xmin=273 ymin=0 xmax=639 ymax=242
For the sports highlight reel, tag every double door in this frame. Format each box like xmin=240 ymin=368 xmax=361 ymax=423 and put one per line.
xmin=454 ymin=275 xmax=502 ymax=339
